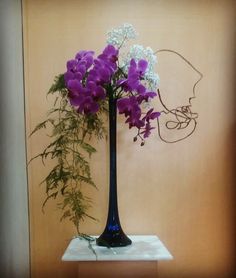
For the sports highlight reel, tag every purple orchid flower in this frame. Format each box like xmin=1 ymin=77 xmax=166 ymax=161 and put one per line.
xmin=118 ymin=59 xmax=148 ymax=92
xmin=67 ymin=79 xmax=87 ymax=106
xmin=64 ymin=51 xmax=95 ymax=85
xmin=75 ymin=50 xmax=95 ymax=69
xmin=136 ymin=84 xmax=157 ymax=103
xmin=117 ymin=96 xmax=145 ymax=129
xmin=138 ymin=109 xmax=161 ymax=138
xmin=117 ymin=96 xmax=139 ymax=116
xmin=90 ymin=59 xmax=112 ymax=84
xmin=77 ymin=96 xmax=99 ymax=114
xmin=142 ymin=108 xmax=161 ymax=122
xmin=141 ymin=122 xmax=155 ymax=138
xmin=87 ymin=81 xmax=106 ymax=101
xmin=64 ymin=60 xmax=86 ymax=85
xmin=97 ymin=44 xmax=119 ymax=71
xmin=128 ymin=59 xmax=148 ymax=78
xmin=125 ymin=112 xmax=144 ymax=129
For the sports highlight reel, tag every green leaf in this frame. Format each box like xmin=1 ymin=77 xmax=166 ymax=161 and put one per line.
xmin=30 ymin=73 xmax=107 ymax=233
xmin=42 ymin=191 xmax=58 ymax=212
xmin=48 ymin=74 xmax=66 ymax=94
xmin=30 ymin=119 xmax=54 ymax=137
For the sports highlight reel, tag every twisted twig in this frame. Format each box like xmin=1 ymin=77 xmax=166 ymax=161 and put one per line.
xmin=154 ymin=49 xmax=203 ymax=143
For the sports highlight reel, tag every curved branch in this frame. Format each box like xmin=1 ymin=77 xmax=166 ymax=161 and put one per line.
xmin=155 ymin=49 xmax=203 ymax=143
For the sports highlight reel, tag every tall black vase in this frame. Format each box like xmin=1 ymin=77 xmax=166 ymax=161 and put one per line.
xmin=96 ymin=94 xmax=132 ymax=247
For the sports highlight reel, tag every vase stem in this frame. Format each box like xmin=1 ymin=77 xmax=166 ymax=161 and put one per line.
xmin=108 ymin=95 xmax=119 ymax=227
xmin=96 ymin=93 xmax=132 ymax=247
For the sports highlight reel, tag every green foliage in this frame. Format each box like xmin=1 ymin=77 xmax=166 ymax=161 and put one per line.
xmin=30 ymin=75 xmax=107 ymax=234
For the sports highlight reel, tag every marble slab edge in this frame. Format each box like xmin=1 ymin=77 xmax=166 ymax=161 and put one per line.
xmin=62 ymin=235 xmax=173 ymax=262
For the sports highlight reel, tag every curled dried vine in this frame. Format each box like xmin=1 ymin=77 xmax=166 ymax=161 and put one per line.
xmin=155 ymin=49 xmax=203 ymax=143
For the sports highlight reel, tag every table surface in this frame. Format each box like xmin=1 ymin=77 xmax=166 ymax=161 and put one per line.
xmin=62 ymin=235 xmax=173 ymax=261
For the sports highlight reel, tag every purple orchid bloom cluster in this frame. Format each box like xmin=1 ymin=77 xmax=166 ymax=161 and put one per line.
xmin=64 ymin=44 xmax=160 ymax=140
xmin=64 ymin=45 xmax=118 ymax=114
xmin=117 ymin=59 xmax=160 ymax=138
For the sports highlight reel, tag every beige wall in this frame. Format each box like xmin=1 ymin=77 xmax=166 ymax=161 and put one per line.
xmin=23 ymin=0 xmax=235 ymax=277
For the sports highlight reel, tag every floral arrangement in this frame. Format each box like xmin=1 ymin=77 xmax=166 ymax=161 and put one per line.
xmin=31 ymin=23 xmax=201 ymax=235
xmin=64 ymin=23 xmax=160 ymax=143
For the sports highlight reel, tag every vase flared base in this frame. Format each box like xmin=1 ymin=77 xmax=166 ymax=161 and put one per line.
xmin=96 ymin=230 xmax=132 ymax=247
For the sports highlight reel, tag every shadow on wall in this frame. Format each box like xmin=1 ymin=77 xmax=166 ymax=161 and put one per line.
xmin=231 ymin=25 xmax=236 ymax=276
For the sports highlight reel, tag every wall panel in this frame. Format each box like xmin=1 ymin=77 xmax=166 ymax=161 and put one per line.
xmin=23 ymin=0 xmax=235 ymax=277
xmin=0 ymin=0 xmax=30 ymax=277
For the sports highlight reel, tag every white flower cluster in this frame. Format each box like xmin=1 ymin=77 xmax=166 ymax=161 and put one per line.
xmin=106 ymin=23 xmax=137 ymax=48
xmin=122 ymin=44 xmax=160 ymax=90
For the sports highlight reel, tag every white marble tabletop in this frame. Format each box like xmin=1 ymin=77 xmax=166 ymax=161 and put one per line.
xmin=62 ymin=235 xmax=173 ymax=261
